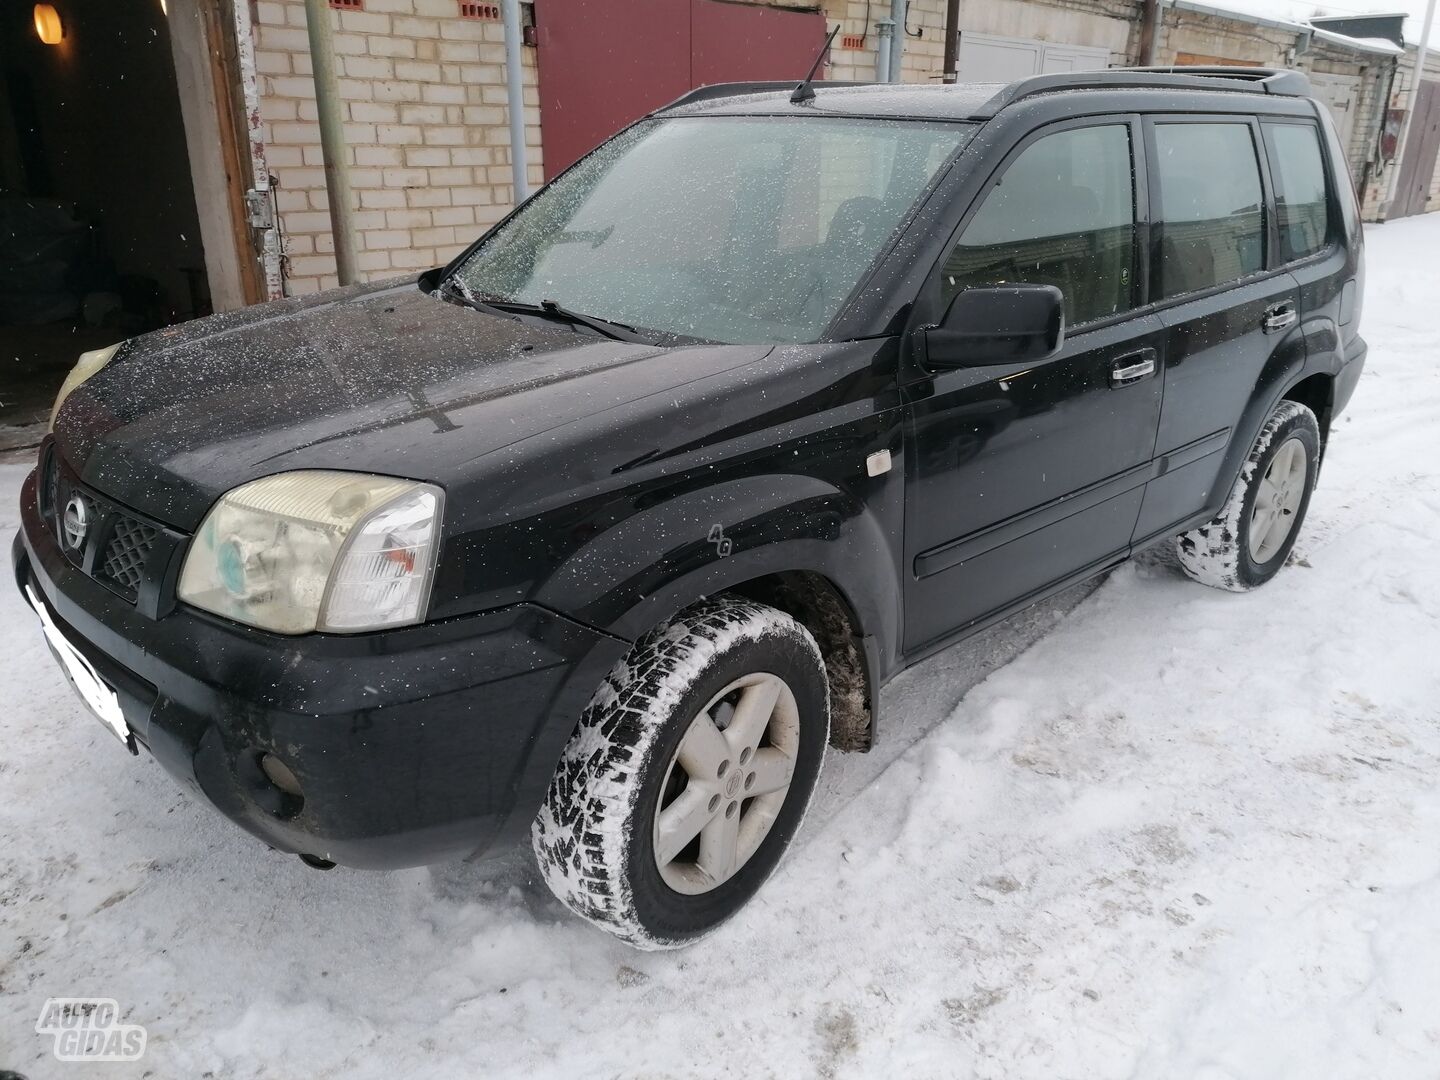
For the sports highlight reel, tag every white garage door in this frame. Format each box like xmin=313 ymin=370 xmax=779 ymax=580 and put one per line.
xmin=957 ymin=32 xmax=1110 ymax=84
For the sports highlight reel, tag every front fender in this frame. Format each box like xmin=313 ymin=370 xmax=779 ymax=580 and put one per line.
xmin=533 ymin=472 xmax=903 ymax=675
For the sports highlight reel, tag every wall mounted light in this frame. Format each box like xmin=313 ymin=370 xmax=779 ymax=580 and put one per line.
xmin=33 ymin=3 xmax=63 ymax=44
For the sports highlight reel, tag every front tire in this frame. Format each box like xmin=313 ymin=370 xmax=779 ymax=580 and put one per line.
xmin=1176 ymin=400 xmax=1320 ymax=592
xmin=532 ymin=597 xmax=829 ymax=949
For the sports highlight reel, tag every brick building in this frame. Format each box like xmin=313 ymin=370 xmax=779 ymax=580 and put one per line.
xmin=249 ymin=0 xmax=543 ymax=296
xmin=822 ymin=0 xmax=1419 ymax=220
xmin=239 ymin=0 xmax=1437 ymax=304
xmin=4 ymin=0 xmax=1437 ymax=324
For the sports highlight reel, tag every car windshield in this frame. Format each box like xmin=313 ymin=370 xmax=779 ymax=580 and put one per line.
xmin=450 ymin=115 xmax=974 ymax=344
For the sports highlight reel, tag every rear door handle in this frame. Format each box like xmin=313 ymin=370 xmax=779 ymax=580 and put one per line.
xmin=1110 ymin=349 xmax=1156 ymax=388
xmin=1264 ymin=302 xmax=1298 ymax=333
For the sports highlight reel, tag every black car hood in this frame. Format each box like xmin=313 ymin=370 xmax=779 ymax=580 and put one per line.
xmin=56 ymin=280 xmax=771 ymax=529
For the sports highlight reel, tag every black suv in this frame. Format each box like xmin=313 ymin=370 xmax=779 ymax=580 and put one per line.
xmin=15 ymin=67 xmax=1365 ymax=948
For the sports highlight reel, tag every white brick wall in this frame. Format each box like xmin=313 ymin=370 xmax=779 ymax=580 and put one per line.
xmin=252 ymin=0 xmax=543 ymax=296
xmin=819 ymin=0 xmax=937 ymax=84
xmin=250 ymin=0 xmax=1422 ymax=291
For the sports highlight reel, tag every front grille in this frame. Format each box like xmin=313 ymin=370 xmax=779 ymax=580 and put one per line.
xmin=38 ymin=443 xmax=185 ymax=618
xmin=41 ymin=445 xmax=59 ymax=518
xmin=99 ymin=515 xmax=160 ymax=597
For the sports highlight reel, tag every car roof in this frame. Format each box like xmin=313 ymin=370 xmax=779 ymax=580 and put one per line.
xmin=657 ymin=67 xmax=1311 ymax=123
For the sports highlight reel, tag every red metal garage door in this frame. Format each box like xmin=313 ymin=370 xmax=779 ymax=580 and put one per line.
xmin=535 ymin=0 xmax=827 ymax=180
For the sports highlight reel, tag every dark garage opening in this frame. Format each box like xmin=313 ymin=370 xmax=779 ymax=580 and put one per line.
xmin=1 ymin=0 xmax=208 ymax=455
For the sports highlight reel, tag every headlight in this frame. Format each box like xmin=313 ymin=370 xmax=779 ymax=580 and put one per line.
xmin=50 ymin=342 xmax=123 ymax=431
xmin=178 ymin=471 xmax=444 ymax=634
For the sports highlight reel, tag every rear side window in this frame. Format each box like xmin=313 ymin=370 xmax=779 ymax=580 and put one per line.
xmin=1153 ymin=123 xmax=1264 ymax=299
xmin=939 ymin=124 xmax=1136 ymax=327
xmin=1263 ymin=122 xmax=1330 ymax=262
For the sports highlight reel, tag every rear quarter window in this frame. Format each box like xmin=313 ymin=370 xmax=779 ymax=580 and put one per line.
xmin=1263 ymin=122 xmax=1331 ymax=262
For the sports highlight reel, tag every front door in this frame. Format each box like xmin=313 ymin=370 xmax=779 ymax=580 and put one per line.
xmin=902 ymin=118 xmax=1163 ymax=654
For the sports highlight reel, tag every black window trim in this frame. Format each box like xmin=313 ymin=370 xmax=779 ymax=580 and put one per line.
xmin=916 ymin=112 xmax=1150 ymax=342
xmin=894 ymin=102 xmax=1340 ymax=352
xmin=1258 ymin=116 xmax=1341 ymax=271
xmin=1142 ymin=112 xmax=1274 ymax=308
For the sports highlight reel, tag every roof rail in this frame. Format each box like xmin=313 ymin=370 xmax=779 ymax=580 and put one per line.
xmin=1127 ymin=66 xmax=1311 ymax=95
xmin=652 ymin=80 xmax=873 ymax=115
xmin=974 ymin=66 xmax=1310 ymax=117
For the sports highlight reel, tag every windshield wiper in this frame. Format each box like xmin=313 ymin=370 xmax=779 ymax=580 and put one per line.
xmin=439 ymin=278 xmax=656 ymax=343
xmin=483 ymin=297 xmax=653 ymax=343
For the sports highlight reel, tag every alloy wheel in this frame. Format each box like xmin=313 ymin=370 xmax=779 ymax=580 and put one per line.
xmin=652 ymin=672 xmax=800 ymax=895
xmin=1249 ymin=436 xmax=1308 ymax=564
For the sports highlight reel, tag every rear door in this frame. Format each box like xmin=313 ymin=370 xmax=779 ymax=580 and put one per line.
xmin=1263 ymin=115 xmax=1355 ymax=338
xmin=1132 ymin=115 xmax=1302 ymax=542
xmin=902 ymin=117 xmax=1164 ymax=654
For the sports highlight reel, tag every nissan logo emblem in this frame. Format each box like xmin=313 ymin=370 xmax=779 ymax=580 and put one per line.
xmin=62 ymin=494 xmax=90 ymax=551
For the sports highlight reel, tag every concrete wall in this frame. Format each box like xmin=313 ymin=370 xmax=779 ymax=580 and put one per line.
xmin=251 ymin=0 xmax=543 ymax=296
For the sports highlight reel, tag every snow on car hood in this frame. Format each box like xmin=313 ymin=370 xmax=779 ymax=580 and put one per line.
xmin=52 ymin=279 xmax=770 ymax=530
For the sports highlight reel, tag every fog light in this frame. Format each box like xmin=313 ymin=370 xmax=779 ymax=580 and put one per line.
xmin=259 ymin=752 xmax=304 ymax=797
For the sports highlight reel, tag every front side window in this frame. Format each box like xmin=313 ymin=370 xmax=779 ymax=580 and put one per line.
xmin=938 ymin=124 xmax=1136 ymax=328
xmin=1153 ymin=122 xmax=1265 ymax=299
xmin=452 ymin=116 xmax=972 ymax=345
xmin=1263 ymin=122 xmax=1330 ymax=262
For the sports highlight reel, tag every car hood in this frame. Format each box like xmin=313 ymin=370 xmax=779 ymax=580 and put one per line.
xmin=55 ymin=279 xmax=771 ymax=529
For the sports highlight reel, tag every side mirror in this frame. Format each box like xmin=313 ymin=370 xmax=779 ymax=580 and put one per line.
xmin=922 ymin=284 xmax=1065 ymax=368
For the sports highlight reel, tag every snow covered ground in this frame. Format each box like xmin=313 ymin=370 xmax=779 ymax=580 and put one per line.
xmin=3 ymin=213 xmax=1439 ymax=1079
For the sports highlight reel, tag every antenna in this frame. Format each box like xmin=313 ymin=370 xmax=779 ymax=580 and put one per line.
xmin=790 ymin=24 xmax=840 ymax=105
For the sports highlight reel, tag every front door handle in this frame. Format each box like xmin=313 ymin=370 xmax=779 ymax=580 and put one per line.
xmin=1110 ymin=349 xmax=1157 ymax=388
xmin=1264 ymin=302 xmax=1298 ymax=333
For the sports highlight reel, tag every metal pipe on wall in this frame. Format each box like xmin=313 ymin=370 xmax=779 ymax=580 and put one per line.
xmin=1138 ymin=0 xmax=1161 ymax=66
xmin=875 ymin=18 xmax=894 ymax=83
xmin=502 ymin=0 xmax=530 ymax=204
xmin=302 ymin=0 xmax=358 ymax=286
xmin=888 ymin=0 xmax=905 ymax=82
xmin=942 ymin=0 xmax=961 ymax=83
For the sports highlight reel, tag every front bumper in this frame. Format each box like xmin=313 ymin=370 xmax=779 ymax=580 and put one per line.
xmin=14 ymin=468 xmax=628 ymax=869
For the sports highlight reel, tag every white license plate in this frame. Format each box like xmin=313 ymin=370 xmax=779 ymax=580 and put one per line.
xmin=24 ymin=584 xmax=132 ymax=747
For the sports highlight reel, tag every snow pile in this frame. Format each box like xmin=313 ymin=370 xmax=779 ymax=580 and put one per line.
xmin=2 ymin=215 xmax=1439 ymax=1078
